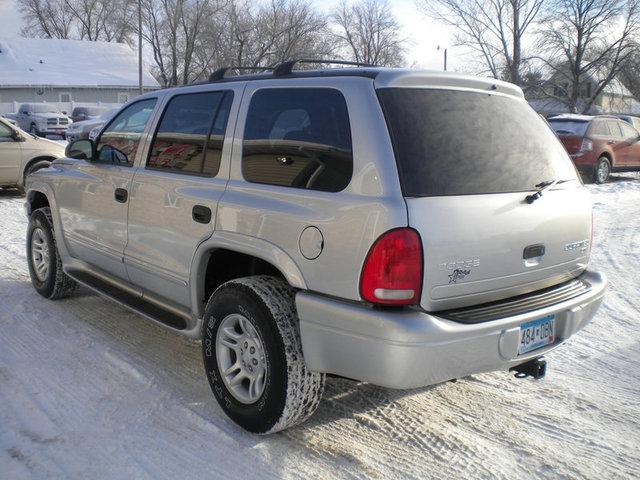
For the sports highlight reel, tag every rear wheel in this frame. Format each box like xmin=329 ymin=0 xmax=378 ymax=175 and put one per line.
xmin=202 ymin=275 xmax=325 ymax=433
xmin=594 ymin=157 xmax=611 ymax=184
xmin=26 ymin=207 xmax=77 ymax=299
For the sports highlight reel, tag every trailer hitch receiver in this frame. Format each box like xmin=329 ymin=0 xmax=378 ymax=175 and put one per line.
xmin=510 ymin=356 xmax=547 ymax=379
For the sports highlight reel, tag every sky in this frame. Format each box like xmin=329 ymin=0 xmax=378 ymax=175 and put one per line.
xmin=0 ymin=0 xmax=462 ymax=71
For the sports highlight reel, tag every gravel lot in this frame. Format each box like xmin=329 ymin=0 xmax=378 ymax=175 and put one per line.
xmin=1 ymin=176 xmax=639 ymax=479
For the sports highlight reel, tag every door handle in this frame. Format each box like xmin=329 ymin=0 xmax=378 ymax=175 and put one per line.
xmin=192 ymin=205 xmax=212 ymax=224
xmin=114 ymin=188 xmax=128 ymax=203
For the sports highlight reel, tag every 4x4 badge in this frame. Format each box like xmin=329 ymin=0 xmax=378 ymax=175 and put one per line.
xmin=449 ymin=269 xmax=471 ymax=284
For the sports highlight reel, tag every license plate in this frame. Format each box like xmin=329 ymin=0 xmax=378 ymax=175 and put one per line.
xmin=518 ymin=314 xmax=555 ymax=355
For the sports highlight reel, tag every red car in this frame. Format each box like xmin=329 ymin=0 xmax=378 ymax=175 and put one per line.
xmin=548 ymin=114 xmax=640 ymax=183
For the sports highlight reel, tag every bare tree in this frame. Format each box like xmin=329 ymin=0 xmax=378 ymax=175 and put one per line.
xmin=331 ymin=0 xmax=406 ymax=66
xmin=418 ymin=0 xmax=545 ymax=84
xmin=537 ymin=0 xmax=640 ymax=113
xmin=178 ymin=0 xmax=334 ymax=85
xmin=18 ymin=0 xmax=74 ymax=38
xmin=18 ymin=0 xmax=135 ymax=43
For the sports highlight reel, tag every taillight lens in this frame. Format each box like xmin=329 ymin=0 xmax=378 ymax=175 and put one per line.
xmin=581 ymin=138 xmax=593 ymax=152
xmin=360 ymin=228 xmax=423 ymax=305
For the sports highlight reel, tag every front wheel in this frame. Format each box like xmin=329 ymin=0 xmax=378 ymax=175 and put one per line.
xmin=26 ymin=207 xmax=77 ymax=299
xmin=594 ymin=157 xmax=611 ymax=184
xmin=202 ymin=276 xmax=325 ymax=433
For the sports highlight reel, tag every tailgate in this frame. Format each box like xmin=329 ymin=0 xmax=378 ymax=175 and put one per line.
xmin=557 ymin=135 xmax=583 ymax=155
xmin=407 ymin=187 xmax=591 ymax=311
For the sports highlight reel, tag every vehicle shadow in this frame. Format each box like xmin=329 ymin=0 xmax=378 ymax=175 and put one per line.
xmin=608 ymin=172 xmax=640 ymax=183
xmin=0 ymin=187 xmax=24 ymax=198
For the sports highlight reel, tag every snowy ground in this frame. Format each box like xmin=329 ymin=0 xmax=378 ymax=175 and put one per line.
xmin=1 ymin=175 xmax=639 ymax=479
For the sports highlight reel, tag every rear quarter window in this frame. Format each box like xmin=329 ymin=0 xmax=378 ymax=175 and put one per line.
xmin=242 ymin=88 xmax=353 ymax=192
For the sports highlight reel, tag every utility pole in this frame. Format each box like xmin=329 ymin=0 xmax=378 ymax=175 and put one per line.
xmin=138 ymin=0 xmax=143 ymax=96
xmin=437 ymin=45 xmax=448 ymax=71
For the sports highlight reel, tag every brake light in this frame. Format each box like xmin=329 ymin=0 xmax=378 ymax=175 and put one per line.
xmin=360 ymin=228 xmax=423 ymax=305
xmin=581 ymin=138 xmax=593 ymax=152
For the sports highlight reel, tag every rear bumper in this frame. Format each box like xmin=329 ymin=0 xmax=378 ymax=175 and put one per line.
xmin=296 ymin=270 xmax=606 ymax=389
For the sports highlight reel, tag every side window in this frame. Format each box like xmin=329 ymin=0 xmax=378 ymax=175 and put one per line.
xmin=242 ymin=88 xmax=353 ymax=192
xmin=607 ymin=121 xmax=623 ymax=139
xmin=590 ymin=121 xmax=609 ymax=136
xmin=619 ymin=121 xmax=639 ymax=139
xmin=0 ymin=123 xmax=12 ymax=141
xmin=147 ymin=91 xmax=233 ymax=176
xmin=97 ymin=98 xmax=157 ymax=166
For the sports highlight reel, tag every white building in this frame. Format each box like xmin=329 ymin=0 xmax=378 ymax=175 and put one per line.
xmin=0 ymin=37 xmax=160 ymax=113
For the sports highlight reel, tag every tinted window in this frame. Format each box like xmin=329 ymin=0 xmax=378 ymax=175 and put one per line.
xmin=607 ymin=121 xmax=623 ymax=138
xmin=97 ymin=98 xmax=156 ymax=166
xmin=590 ymin=121 xmax=610 ymax=136
xmin=147 ymin=91 xmax=233 ymax=176
xmin=619 ymin=121 xmax=639 ymax=139
xmin=378 ymin=89 xmax=578 ymax=196
xmin=242 ymin=88 xmax=352 ymax=192
xmin=548 ymin=119 xmax=589 ymax=136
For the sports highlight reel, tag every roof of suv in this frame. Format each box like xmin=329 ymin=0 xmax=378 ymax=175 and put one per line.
xmin=172 ymin=65 xmax=525 ymax=100
xmin=549 ymin=113 xmax=621 ymax=122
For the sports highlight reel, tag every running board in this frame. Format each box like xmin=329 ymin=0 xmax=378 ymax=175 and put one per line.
xmin=66 ymin=269 xmax=189 ymax=331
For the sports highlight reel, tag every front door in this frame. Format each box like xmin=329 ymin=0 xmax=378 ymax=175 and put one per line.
xmin=618 ymin=120 xmax=640 ymax=167
xmin=56 ymin=99 xmax=158 ymax=279
xmin=124 ymin=89 xmax=236 ymax=308
xmin=0 ymin=121 xmax=22 ymax=185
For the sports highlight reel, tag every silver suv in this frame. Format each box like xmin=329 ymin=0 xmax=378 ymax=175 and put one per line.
xmin=24 ymin=61 xmax=607 ymax=434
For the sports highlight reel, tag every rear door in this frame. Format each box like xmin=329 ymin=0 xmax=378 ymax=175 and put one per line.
xmin=377 ymin=88 xmax=590 ymax=311
xmin=605 ymin=120 xmax=626 ymax=167
xmin=124 ymin=88 xmax=236 ymax=308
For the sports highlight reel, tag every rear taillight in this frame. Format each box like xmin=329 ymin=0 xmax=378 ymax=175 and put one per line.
xmin=581 ymin=138 xmax=593 ymax=152
xmin=360 ymin=228 xmax=423 ymax=305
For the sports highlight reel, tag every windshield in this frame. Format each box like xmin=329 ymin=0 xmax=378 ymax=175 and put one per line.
xmin=377 ymin=88 xmax=578 ymax=197
xmin=86 ymin=107 xmax=107 ymax=116
xmin=101 ymin=108 xmax=120 ymax=120
xmin=548 ymin=119 xmax=589 ymax=136
xmin=30 ymin=104 xmax=62 ymax=114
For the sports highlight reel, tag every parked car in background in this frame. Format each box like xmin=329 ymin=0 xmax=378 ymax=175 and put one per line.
xmin=548 ymin=113 xmax=640 ymax=183
xmin=66 ymin=107 xmax=119 ymax=143
xmin=70 ymin=106 xmax=110 ymax=123
xmin=0 ymin=117 xmax=65 ymax=192
xmin=16 ymin=103 xmax=72 ymax=139
xmin=615 ymin=114 xmax=640 ymax=132
xmin=25 ymin=63 xmax=606 ymax=434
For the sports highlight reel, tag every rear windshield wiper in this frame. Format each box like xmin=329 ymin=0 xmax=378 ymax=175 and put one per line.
xmin=526 ymin=179 xmax=571 ymax=204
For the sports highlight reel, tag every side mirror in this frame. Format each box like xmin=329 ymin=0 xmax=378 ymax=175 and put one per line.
xmin=66 ymin=139 xmax=95 ymax=161
xmin=11 ymin=129 xmax=24 ymax=142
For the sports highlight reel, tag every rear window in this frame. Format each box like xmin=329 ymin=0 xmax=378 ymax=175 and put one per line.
xmin=548 ymin=119 xmax=589 ymax=137
xmin=377 ymin=89 xmax=578 ymax=197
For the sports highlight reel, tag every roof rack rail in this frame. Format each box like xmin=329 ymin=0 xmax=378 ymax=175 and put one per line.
xmin=209 ymin=66 xmax=274 ymax=82
xmin=273 ymin=59 xmax=377 ymax=77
